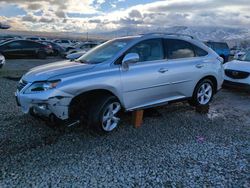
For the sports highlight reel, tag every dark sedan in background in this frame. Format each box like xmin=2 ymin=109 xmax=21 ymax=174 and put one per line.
xmin=0 ymin=40 xmax=53 ymax=59
xmin=40 ymin=41 xmax=66 ymax=57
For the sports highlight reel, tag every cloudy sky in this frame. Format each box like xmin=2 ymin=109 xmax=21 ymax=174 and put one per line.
xmin=0 ymin=0 xmax=250 ymax=33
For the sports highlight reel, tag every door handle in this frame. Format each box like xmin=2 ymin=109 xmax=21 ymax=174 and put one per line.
xmin=158 ymin=68 xmax=168 ymax=73
xmin=196 ymin=64 xmax=204 ymax=68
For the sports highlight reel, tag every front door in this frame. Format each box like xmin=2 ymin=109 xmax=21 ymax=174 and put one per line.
xmin=120 ymin=38 xmax=172 ymax=110
xmin=3 ymin=41 xmax=23 ymax=57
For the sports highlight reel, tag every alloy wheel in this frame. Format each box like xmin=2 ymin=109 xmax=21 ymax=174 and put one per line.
xmin=102 ymin=102 xmax=121 ymax=132
xmin=197 ymin=82 xmax=213 ymax=105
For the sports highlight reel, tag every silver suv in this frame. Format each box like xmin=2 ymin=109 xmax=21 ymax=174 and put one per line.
xmin=16 ymin=33 xmax=224 ymax=133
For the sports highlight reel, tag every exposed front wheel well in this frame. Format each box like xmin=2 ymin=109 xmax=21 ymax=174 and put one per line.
xmin=68 ymin=89 xmax=121 ymax=120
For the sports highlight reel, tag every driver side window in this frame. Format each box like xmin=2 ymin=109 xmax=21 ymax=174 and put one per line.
xmin=7 ymin=41 xmax=22 ymax=49
xmin=127 ymin=39 xmax=164 ymax=62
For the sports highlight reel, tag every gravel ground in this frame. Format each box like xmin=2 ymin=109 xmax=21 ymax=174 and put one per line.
xmin=0 ymin=59 xmax=250 ymax=187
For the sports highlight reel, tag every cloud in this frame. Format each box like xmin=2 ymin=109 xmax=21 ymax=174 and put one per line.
xmin=129 ymin=10 xmax=142 ymax=18
xmin=1 ymin=0 xmax=250 ymax=33
xmin=27 ymin=3 xmax=42 ymax=10
xmin=0 ymin=16 xmax=28 ymax=30
xmin=39 ymin=17 xmax=55 ymax=23
xmin=55 ymin=10 xmax=66 ymax=18
xmin=22 ymin=14 xmax=37 ymax=22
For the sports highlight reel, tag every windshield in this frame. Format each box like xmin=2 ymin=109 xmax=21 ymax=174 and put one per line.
xmin=240 ymin=52 xmax=250 ymax=62
xmin=78 ymin=38 xmax=132 ymax=64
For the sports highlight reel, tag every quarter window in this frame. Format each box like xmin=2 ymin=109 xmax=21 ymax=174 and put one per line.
xmin=7 ymin=41 xmax=22 ymax=49
xmin=22 ymin=41 xmax=40 ymax=48
xmin=165 ymin=39 xmax=195 ymax=59
xmin=127 ymin=39 xmax=164 ymax=62
xmin=193 ymin=45 xmax=208 ymax=57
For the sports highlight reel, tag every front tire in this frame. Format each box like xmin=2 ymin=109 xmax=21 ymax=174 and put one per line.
xmin=189 ymin=79 xmax=214 ymax=106
xmin=88 ymin=95 xmax=121 ymax=133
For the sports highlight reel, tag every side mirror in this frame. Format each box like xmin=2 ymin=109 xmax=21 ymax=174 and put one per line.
xmin=122 ymin=53 xmax=139 ymax=65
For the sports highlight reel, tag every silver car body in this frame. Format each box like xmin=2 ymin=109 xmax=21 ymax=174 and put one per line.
xmin=16 ymin=34 xmax=224 ymax=120
xmin=0 ymin=53 xmax=5 ymax=68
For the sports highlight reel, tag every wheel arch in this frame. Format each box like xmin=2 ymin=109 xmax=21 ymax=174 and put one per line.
xmin=196 ymin=75 xmax=218 ymax=94
xmin=68 ymin=89 xmax=123 ymax=119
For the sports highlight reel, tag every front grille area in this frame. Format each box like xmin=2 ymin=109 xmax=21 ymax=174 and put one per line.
xmin=17 ymin=80 xmax=28 ymax=92
xmin=225 ymin=69 xmax=250 ymax=79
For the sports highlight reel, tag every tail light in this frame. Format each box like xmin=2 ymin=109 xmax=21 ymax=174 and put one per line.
xmin=43 ymin=45 xmax=52 ymax=49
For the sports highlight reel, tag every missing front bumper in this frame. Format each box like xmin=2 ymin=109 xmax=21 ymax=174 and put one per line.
xmin=16 ymin=92 xmax=72 ymax=120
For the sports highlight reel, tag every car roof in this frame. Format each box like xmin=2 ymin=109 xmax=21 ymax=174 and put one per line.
xmin=0 ymin=39 xmax=45 ymax=46
xmin=115 ymin=33 xmax=197 ymax=41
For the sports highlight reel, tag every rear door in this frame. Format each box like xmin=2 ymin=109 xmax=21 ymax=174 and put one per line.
xmin=163 ymin=39 xmax=209 ymax=98
xmin=22 ymin=41 xmax=41 ymax=57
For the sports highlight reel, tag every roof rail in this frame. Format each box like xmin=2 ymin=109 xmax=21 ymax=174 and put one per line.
xmin=140 ymin=32 xmax=195 ymax=39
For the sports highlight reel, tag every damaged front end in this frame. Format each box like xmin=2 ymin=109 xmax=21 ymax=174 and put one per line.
xmin=15 ymin=79 xmax=74 ymax=121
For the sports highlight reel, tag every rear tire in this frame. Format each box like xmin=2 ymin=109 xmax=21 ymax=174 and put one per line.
xmin=53 ymin=50 xmax=59 ymax=56
xmin=88 ymin=95 xmax=121 ymax=133
xmin=37 ymin=51 xmax=47 ymax=59
xmin=189 ymin=79 xmax=214 ymax=107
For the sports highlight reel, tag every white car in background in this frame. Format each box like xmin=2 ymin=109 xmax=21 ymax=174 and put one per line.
xmin=0 ymin=53 xmax=5 ymax=69
xmin=54 ymin=39 xmax=74 ymax=50
xmin=66 ymin=41 xmax=100 ymax=55
xmin=233 ymin=50 xmax=246 ymax=60
xmin=224 ymin=51 xmax=250 ymax=90
xmin=66 ymin=50 xmax=87 ymax=60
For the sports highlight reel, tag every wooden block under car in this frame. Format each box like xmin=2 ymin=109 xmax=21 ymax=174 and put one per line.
xmin=132 ymin=110 xmax=144 ymax=128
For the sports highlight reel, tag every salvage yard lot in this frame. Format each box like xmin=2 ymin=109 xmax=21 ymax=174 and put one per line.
xmin=0 ymin=58 xmax=250 ymax=187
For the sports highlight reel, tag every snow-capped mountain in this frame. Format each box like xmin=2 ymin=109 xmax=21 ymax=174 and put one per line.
xmin=102 ymin=26 xmax=250 ymax=42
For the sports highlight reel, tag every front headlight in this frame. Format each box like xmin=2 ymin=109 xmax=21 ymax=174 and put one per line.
xmin=24 ymin=80 xmax=61 ymax=94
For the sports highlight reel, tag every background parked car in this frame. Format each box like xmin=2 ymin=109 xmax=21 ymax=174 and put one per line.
xmin=0 ymin=40 xmax=53 ymax=59
xmin=205 ymin=41 xmax=230 ymax=62
xmin=53 ymin=39 xmax=74 ymax=50
xmin=0 ymin=36 xmax=16 ymax=44
xmin=66 ymin=41 xmax=100 ymax=55
xmin=66 ymin=50 xmax=87 ymax=60
xmin=40 ymin=41 xmax=66 ymax=57
xmin=234 ymin=50 xmax=246 ymax=60
xmin=0 ymin=53 xmax=5 ymax=68
xmin=223 ymin=51 xmax=250 ymax=90
xmin=26 ymin=37 xmax=47 ymax=41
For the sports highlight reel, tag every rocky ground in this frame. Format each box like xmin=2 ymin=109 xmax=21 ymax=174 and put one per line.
xmin=0 ymin=59 xmax=249 ymax=187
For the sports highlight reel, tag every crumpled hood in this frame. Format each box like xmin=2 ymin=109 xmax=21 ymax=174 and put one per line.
xmin=224 ymin=60 xmax=250 ymax=72
xmin=23 ymin=60 xmax=95 ymax=82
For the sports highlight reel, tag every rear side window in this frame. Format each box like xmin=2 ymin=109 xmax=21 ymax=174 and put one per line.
xmin=27 ymin=38 xmax=38 ymax=40
xmin=206 ymin=42 xmax=229 ymax=49
xmin=193 ymin=45 xmax=208 ymax=57
xmin=214 ymin=42 xmax=229 ymax=49
xmin=23 ymin=41 xmax=42 ymax=48
xmin=165 ymin=39 xmax=195 ymax=59
xmin=61 ymin=40 xmax=69 ymax=43
xmin=7 ymin=41 xmax=22 ymax=48
xmin=127 ymin=39 xmax=164 ymax=62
